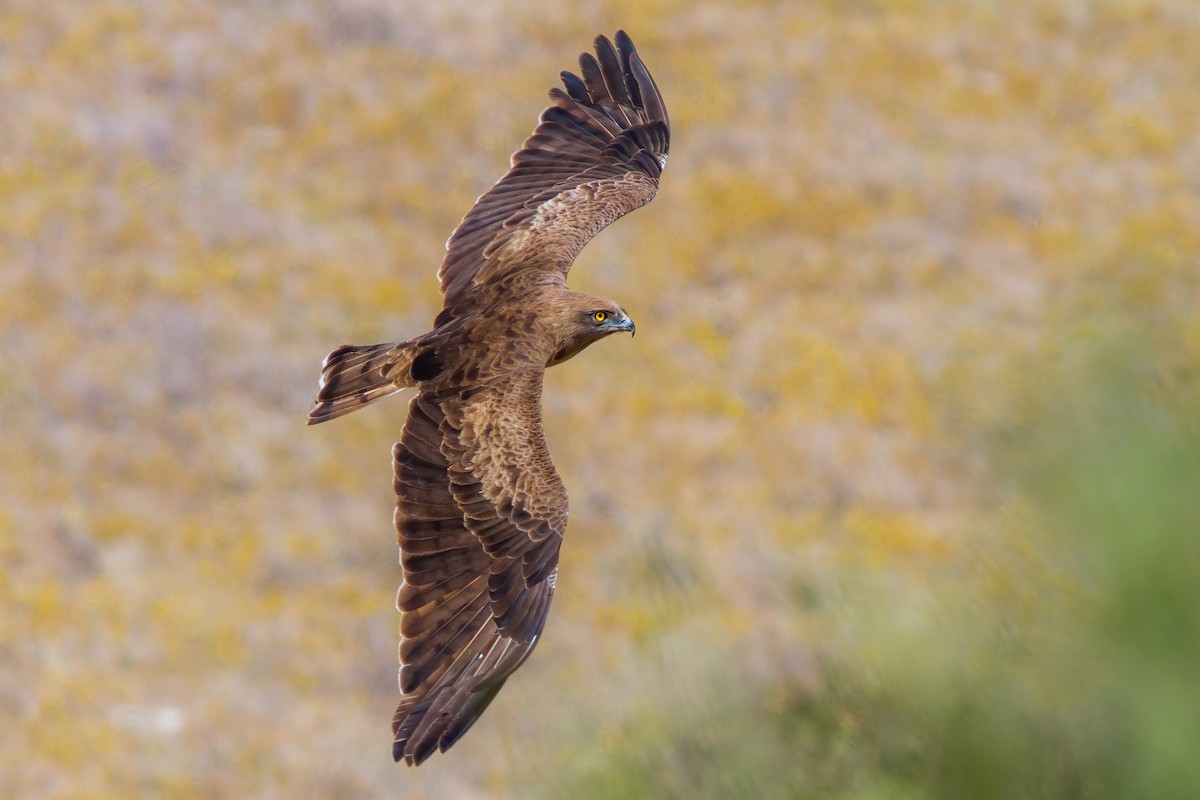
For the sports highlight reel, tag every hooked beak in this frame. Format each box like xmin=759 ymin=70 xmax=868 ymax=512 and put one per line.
xmin=617 ymin=316 xmax=636 ymax=337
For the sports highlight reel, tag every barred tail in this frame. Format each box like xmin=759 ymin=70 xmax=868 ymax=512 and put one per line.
xmin=307 ymin=341 xmax=419 ymax=425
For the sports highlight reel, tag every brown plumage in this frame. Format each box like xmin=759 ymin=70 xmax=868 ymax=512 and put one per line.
xmin=307 ymin=31 xmax=669 ymax=766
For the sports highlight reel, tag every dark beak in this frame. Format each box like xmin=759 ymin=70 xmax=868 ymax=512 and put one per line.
xmin=618 ymin=316 xmax=636 ymax=337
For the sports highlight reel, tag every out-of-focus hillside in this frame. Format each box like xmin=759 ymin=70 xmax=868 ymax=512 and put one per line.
xmin=3 ymin=1 xmax=1199 ymax=797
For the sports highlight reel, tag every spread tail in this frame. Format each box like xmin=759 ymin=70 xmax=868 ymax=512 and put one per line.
xmin=307 ymin=341 xmax=419 ymax=425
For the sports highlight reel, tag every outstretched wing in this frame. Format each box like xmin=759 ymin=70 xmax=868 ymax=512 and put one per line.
xmin=390 ymin=373 xmax=566 ymax=765
xmin=438 ymin=30 xmax=670 ymax=314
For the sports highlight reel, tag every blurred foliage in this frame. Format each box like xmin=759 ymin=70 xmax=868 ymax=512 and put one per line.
xmin=537 ymin=320 xmax=1200 ymax=800
xmin=2 ymin=0 xmax=1199 ymax=797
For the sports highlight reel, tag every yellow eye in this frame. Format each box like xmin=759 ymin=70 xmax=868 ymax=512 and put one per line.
xmin=593 ymin=311 xmax=608 ymax=323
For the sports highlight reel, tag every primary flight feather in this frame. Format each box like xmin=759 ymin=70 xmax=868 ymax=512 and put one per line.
xmin=307 ymin=31 xmax=670 ymax=765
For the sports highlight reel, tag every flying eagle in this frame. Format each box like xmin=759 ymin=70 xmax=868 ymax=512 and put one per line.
xmin=307 ymin=31 xmax=669 ymax=765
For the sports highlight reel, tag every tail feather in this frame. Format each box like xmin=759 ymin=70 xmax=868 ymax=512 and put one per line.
xmin=307 ymin=342 xmax=419 ymax=425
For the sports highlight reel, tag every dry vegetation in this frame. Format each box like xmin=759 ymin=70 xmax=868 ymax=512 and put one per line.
xmin=3 ymin=0 xmax=1199 ymax=797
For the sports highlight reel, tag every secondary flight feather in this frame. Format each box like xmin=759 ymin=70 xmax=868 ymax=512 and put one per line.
xmin=308 ymin=30 xmax=670 ymax=765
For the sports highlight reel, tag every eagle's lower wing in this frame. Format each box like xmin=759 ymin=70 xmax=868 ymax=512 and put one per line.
xmin=437 ymin=31 xmax=670 ymax=314
xmin=391 ymin=376 xmax=565 ymax=765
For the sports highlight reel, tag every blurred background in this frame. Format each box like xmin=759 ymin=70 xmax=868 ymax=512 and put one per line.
xmin=3 ymin=0 xmax=1199 ymax=797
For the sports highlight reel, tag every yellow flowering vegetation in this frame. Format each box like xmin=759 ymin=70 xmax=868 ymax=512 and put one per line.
xmin=3 ymin=1 xmax=1199 ymax=797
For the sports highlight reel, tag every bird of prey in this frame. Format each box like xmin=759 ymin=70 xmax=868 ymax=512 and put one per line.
xmin=307 ymin=31 xmax=669 ymax=765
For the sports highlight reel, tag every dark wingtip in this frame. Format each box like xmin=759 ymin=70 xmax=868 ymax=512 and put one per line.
xmin=411 ymin=734 xmax=439 ymax=766
xmin=560 ymin=69 xmax=588 ymax=102
xmin=615 ymin=29 xmax=634 ymax=54
xmin=394 ymin=735 xmax=434 ymax=766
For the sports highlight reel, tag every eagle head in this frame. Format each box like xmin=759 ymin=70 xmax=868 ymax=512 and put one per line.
xmin=547 ymin=292 xmax=635 ymax=367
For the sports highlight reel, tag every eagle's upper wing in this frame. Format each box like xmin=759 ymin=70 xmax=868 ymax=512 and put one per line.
xmin=437 ymin=30 xmax=669 ymax=313
xmin=390 ymin=372 xmax=565 ymax=765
